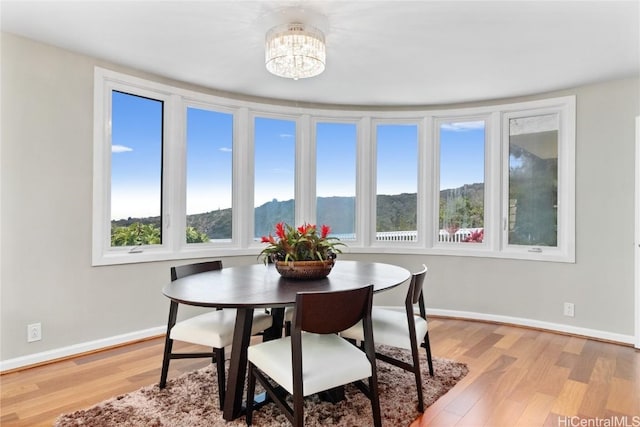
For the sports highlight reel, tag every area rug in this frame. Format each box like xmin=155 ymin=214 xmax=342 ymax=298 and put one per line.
xmin=55 ymin=346 xmax=467 ymax=426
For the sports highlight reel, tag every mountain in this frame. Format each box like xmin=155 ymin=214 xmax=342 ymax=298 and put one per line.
xmin=112 ymin=183 xmax=484 ymax=239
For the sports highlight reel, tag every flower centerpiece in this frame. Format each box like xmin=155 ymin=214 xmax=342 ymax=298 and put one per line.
xmin=259 ymin=222 xmax=345 ymax=279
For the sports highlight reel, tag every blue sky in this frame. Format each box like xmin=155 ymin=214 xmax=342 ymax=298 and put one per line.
xmin=254 ymin=117 xmax=295 ymax=207
xmin=317 ymin=122 xmax=357 ymax=198
xmin=439 ymin=121 xmax=485 ymax=190
xmin=111 ymin=92 xmax=485 ymax=220
xmin=186 ymin=108 xmax=233 ymax=214
xmin=111 ymin=91 xmax=162 ymax=220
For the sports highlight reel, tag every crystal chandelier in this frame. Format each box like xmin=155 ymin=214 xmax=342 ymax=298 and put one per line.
xmin=265 ymin=23 xmax=326 ymax=80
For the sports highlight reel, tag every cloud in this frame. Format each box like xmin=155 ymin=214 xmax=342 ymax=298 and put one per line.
xmin=279 ymin=133 xmax=294 ymax=139
xmin=112 ymin=144 xmax=133 ymax=153
xmin=219 ymin=147 xmax=232 ymax=152
xmin=440 ymin=121 xmax=485 ymax=132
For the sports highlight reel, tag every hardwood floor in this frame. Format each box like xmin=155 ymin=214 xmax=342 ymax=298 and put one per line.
xmin=1 ymin=318 xmax=638 ymax=426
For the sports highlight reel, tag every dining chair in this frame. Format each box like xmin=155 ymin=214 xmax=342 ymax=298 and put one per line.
xmin=246 ymin=285 xmax=382 ymax=427
xmin=340 ymin=264 xmax=433 ymax=412
xmin=159 ymin=260 xmax=273 ymax=409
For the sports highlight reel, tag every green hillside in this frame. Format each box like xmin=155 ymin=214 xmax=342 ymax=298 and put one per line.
xmin=112 ymin=183 xmax=484 ymax=240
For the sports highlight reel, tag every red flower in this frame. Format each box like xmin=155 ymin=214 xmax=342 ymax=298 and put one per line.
xmin=275 ymin=222 xmax=286 ymax=239
xmin=321 ymin=224 xmax=330 ymax=238
xmin=463 ymin=229 xmax=484 ymax=243
xmin=297 ymin=223 xmax=314 ymax=234
xmin=261 ymin=235 xmax=275 ymax=244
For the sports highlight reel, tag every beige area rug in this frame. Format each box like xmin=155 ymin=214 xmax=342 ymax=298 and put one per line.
xmin=55 ymin=346 xmax=468 ymax=426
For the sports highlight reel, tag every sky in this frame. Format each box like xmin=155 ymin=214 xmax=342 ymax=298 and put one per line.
xmin=110 ymin=91 xmax=485 ymax=220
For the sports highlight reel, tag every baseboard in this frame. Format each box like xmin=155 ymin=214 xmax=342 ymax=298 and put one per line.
xmin=0 ymin=326 xmax=165 ymax=373
xmin=376 ymin=306 xmax=635 ymax=346
xmin=417 ymin=308 xmax=635 ymax=346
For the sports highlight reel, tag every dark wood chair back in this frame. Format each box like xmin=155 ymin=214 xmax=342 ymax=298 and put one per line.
xmin=292 ymin=285 xmax=373 ymax=335
xmin=171 ymin=260 xmax=223 ymax=281
xmin=406 ymin=264 xmax=428 ymax=307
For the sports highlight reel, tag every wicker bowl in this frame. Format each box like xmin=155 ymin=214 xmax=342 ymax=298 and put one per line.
xmin=275 ymin=259 xmax=335 ymax=280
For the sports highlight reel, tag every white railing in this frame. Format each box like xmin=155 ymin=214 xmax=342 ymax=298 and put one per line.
xmin=438 ymin=228 xmax=483 ymax=243
xmin=375 ymin=230 xmax=418 ymax=242
xmin=331 ymin=228 xmax=484 ymax=243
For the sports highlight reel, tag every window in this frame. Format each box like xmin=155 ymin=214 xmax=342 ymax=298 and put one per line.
xmin=253 ymin=116 xmax=296 ymax=240
xmin=93 ymin=67 xmax=574 ymax=265
xmin=502 ymin=100 xmax=575 ymax=261
xmin=316 ymin=122 xmax=357 ymax=240
xmin=110 ymin=91 xmax=164 ymax=247
xmin=186 ymin=107 xmax=233 ymax=243
xmin=375 ymin=123 xmax=418 ymax=242
xmin=438 ymin=120 xmax=486 ymax=244
xmin=508 ymin=114 xmax=559 ymax=247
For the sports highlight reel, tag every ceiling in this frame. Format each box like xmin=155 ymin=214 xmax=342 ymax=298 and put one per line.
xmin=1 ymin=1 xmax=638 ymax=107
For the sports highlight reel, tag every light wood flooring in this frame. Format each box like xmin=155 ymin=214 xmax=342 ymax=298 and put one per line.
xmin=1 ymin=318 xmax=638 ymax=426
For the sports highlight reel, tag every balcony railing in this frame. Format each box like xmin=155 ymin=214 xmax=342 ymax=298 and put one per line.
xmin=332 ymin=228 xmax=484 ymax=243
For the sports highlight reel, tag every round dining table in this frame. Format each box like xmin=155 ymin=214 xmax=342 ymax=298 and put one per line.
xmin=162 ymin=260 xmax=411 ymax=421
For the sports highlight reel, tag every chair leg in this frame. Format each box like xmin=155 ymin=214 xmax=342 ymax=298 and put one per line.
xmin=159 ymin=301 xmax=179 ymax=389
xmin=410 ymin=341 xmax=425 ymax=413
xmin=368 ymin=376 xmax=382 ymax=427
xmin=215 ymin=347 xmax=226 ymax=410
xmin=293 ymin=388 xmax=304 ymax=427
xmin=246 ymin=363 xmax=256 ymax=426
xmin=159 ymin=337 xmax=173 ymax=388
xmin=423 ymin=332 xmax=435 ymax=377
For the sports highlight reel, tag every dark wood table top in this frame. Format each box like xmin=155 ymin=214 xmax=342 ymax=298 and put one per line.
xmin=163 ymin=260 xmax=411 ymax=308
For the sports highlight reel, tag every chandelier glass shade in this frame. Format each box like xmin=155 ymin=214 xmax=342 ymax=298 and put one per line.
xmin=265 ymin=23 xmax=326 ymax=80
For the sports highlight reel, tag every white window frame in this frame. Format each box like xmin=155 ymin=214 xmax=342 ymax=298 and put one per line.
xmin=93 ymin=67 xmax=575 ymax=265
xmin=370 ymin=118 xmax=424 ymax=248
xmin=311 ymin=117 xmax=362 ymax=246
xmin=501 ymin=97 xmax=575 ymax=262
xmin=249 ymin=110 xmax=301 ymax=247
xmin=180 ymin=100 xmax=238 ymax=251
xmin=432 ymin=114 xmax=493 ymax=252
xmin=92 ymin=69 xmax=177 ymax=265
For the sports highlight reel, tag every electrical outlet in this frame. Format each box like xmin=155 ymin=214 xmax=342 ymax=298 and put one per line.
xmin=27 ymin=323 xmax=42 ymax=342
xmin=563 ymin=302 xmax=575 ymax=317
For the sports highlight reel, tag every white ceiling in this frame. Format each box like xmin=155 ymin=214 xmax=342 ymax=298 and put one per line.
xmin=1 ymin=0 xmax=638 ymax=106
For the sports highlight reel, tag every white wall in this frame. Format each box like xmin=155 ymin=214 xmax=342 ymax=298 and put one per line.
xmin=2 ymin=33 xmax=638 ymax=368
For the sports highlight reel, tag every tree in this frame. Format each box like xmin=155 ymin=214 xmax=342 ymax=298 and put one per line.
xmin=509 ymin=145 xmax=557 ymax=246
xmin=111 ymin=223 xmax=210 ymax=246
xmin=186 ymin=226 xmax=210 ymax=243
xmin=111 ymin=222 xmax=161 ymax=246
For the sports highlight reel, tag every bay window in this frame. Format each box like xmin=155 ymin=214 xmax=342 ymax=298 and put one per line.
xmin=93 ymin=67 xmax=575 ymax=265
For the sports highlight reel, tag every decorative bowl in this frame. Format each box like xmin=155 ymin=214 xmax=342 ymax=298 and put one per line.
xmin=275 ymin=259 xmax=335 ymax=280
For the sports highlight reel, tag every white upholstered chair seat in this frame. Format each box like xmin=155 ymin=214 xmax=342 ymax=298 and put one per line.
xmin=284 ymin=306 xmax=294 ymax=322
xmin=248 ymin=332 xmax=372 ymax=397
xmin=341 ymin=307 xmax=428 ymax=350
xmin=170 ymin=309 xmax=273 ymax=349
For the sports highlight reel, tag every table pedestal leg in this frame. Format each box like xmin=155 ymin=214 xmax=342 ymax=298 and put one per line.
xmin=264 ymin=307 xmax=284 ymax=341
xmin=223 ymin=308 xmax=254 ymax=421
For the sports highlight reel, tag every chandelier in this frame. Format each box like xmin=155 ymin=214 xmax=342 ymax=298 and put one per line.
xmin=265 ymin=23 xmax=326 ymax=80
